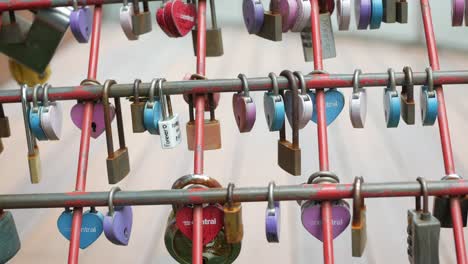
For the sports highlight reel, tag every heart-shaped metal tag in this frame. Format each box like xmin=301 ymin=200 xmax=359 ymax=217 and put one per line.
xmin=232 ymin=93 xmax=256 ymax=133
xmin=301 ymin=200 xmax=350 ymax=241
xmin=57 ymin=209 xmax=104 ymax=249
xmin=170 ymin=0 xmax=196 ymax=37
xmin=104 ymin=206 xmax=133 ymax=246
xmin=309 ymin=89 xmax=344 ymax=126
xmin=175 ymin=206 xmax=224 ymax=245
xmin=70 ymin=7 xmax=92 ymax=43
xmin=70 ymin=102 xmax=115 ymax=139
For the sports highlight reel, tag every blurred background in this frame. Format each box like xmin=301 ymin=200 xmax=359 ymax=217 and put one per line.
xmin=1 ymin=0 xmax=468 ymax=263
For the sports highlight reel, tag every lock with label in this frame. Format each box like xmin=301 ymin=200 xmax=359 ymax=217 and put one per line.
xmin=29 ymin=84 xmax=48 ymax=141
xmin=57 ymin=207 xmax=104 ymax=249
xmin=383 ymin=68 xmax=400 ymax=128
xmin=0 ymin=11 xmax=31 ymax=44
xmin=421 ymin=67 xmax=438 ymax=126
xmin=104 ymin=187 xmax=133 ymax=246
xmin=349 ymin=69 xmax=367 ymax=128
xmin=291 ymin=0 xmax=311 ymax=32
xmin=102 ymin=80 xmax=130 ymax=184
xmin=165 ymin=174 xmax=241 ymax=263
xmin=131 ymin=0 xmax=152 ymax=35
xmin=301 ymin=12 xmax=336 ymax=62
xmin=264 ymin=72 xmax=285 ymax=131
xmin=396 ymin=0 xmax=407 ymax=23
xmin=223 ymin=183 xmax=244 ymax=244
xmin=0 ymin=211 xmax=21 ymax=263
xmin=382 ymin=0 xmax=396 ymax=23
xmin=70 ymin=0 xmax=92 ymax=43
xmin=120 ymin=0 xmax=139 ymax=40
xmin=352 ymin=176 xmax=367 ymax=257
xmin=39 ymin=84 xmax=62 ymax=140
xmin=21 ymin=85 xmax=41 ymax=184
xmin=192 ymin=0 xmax=224 ymax=56
xmin=433 ymin=174 xmax=468 ymax=227
xmin=130 ymin=79 xmax=146 ymax=133
xmin=256 ymin=0 xmax=282 ymax=41
xmin=233 ymin=74 xmax=256 ymax=133
xmin=9 ymin=59 xmax=51 ymax=87
xmin=0 ymin=103 xmax=11 ymax=138
xmin=144 ymin=79 xmax=162 ymax=135
xmin=401 ymin=66 xmax=415 ymax=125
xmin=407 ymin=177 xmax=440 ymax=264
xmin=266 ymin=181 xmax=281 ymax=243
xmin=158 ymin=79 xmax=182 ymax=149
xmin=278 ymin=70 xmax=301 ymax=176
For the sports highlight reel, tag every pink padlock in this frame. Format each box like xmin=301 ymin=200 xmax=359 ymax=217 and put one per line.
xmin=232 ymin=73 xmax=256 ymax=133
xmin=182 ymin=73 xmax=220 ymax=111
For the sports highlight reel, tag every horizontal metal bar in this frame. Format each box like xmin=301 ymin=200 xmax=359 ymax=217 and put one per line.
xmin=0 ymin=180 xmax=466 ymax=209
xmin=0 ymin=0 xmax=161 ymax=12
xmin=1 ymin=70 xmax=467 ymax=104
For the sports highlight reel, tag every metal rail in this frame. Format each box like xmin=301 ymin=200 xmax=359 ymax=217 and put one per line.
xmin=0 ymin=0 xmax=161 ymax=12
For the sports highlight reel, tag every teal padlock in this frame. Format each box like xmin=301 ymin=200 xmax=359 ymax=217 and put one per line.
xmin=57 ymin=207 xmax=104 ymax=249
xmin=383 ymin=68 xmax=400 ymax=128
xmin=29 ymin=84 xmax=48 ymax=141
xmin=0 ymin=211 xmax=21 ymax=263
xmin=421 ymin=67 xmax=438 ymax=126
xmin=143 ymin=78 xmax=162 ymax=135
xmin=263 ymin=72 xmax=285 ymax=131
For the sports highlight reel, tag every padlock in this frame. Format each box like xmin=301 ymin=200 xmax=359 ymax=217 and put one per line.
xmin=158 ymin=79 xmax=182 ymax=149
xmin=355 ymin=0 xmax=371 ymax=29
xmin=256 ymin=2 xmax=282 ymax=41
xmin=29 ymin=84 xmax=48 ymax=141
xmin=104 ymin=187 xmax=133 ymax=246
xmin=223 ymin=183 xmax=244 ymax=244
xmin=277 ymin=70 xmax=301 ymax=176
xmin=182 ymin=73 xmax=220 ymax=111
xmin=421 ymin=67 xmax=438 ymax=126
xmin=407 ymin=177 xmax=440 ymax=264
xmin=264 ymin=72 xmax=285 ymax=131
xmin=0 ymin=11 xmax=31 ymax=44
xmin=70 ymin=0 xmax=92 ymax=43
xmin=232 ymin=74 xmax=256 ymax=133
xmin=131 ymin=0 xmax=152 ymax=35
xmin=349 ymin=69 xmax=367 ymax=128
xmin=143 ymin=79 xmax=162 ymax=135
xmin=265 ymin=181 xmax=281 ymax=243
xmin=401 ymin=66 xmax=415 ymax=125
xmin=383 ymin=68 xmax=400 ymax=128
xmin=291 ymin=0 xmax=311 ymax=32
xmin=271 ymin=0 xmax=298 ymax=32
xmin=433 ymin=174 xmax=468 ymax=227
xmin=8 ymin=59 xmax=51 ymax=87
xmin=57 ymin=207 xmax=104 ymax=249
xmin=284 ymin=71 xmax=312 ymax=129
xmin=0 ymin=7 xmax=71 ymax=74
xmin=192 ymin=0 xmax=223 ymax=56
xmin=40 ymin=83 xmax=63 ymax=140
xmin=352 ymin=177 xmax=367 ymax=257
xmin=130 ymin=79 xmax=146 ymax=133
xmin=0 ymin=211 xmax=21 ymax=263
xmin=186 ymin=93 xmax=222 ymax=151
xmin=369 ymin=0 xmax=383 ymax=29
xmin=382 ymin=0 xmax=396 ymax=23
xmin=242 ymin=0 xmax=265 ymax=34
xmin=337 ymin=0 xmax=351 ymax=30
xmin=165 ymin=174 xmax=241 ymax=264
xmin=396 ymin=0 xmax=408 ymax=23
xmin=0 ymin=103 xmax=11 ymax=138
xmin=452 ymin=0 xmax=464 ymax=26
xmin=21 ymin=85 xmax=41 ymax=184
xmin=301 ymin=13 xmax=336 ymax=62
xmin=102 ymin=80 xmax=130 ymax=184
xmin=119 ymin=0 xmax=139 ymax=40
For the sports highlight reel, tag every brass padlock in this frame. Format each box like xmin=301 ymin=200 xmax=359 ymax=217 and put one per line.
xmin=0 ymin=104 xmax=11 ymax=138
xmin=352 ymin=177 xmax=367 ymax=257
xmin=401 ymin=66 xmax=415 ymax=125
xmin=192 ymin=0 xmax=224 ymax=57
xmin=130 ymin=79 xmax=146 ymax=133
xmin=186 ymin=93 xmax=222 ymax=151
xmin=8 ymin=59 xmax=51 ymax=87
xmin=0 ymin=211 xmax=21 ymax=263
xmin=277 ymin=70 xmax=301 ymax=176
xmin=256 ymin=2 xmax=282 ymax=42
xmin=383 ymin=0 xmax=396 ymax=23
xmin=131 ymin=0 xmax=152 ymax=35
xmin=103 ymin=80 xmax=130 ymax=184
xmin=433 ymin=174 xmax=468 ymax=228
xmin=21 ymin=85 xmax=41 ymax=183
xmin=223 ymin=183 xmax=244 ymax=244
xmin=396 ymin=0 xmax=408 ymax=23
xmin=0 ymin=11 xmax=31 ymax=44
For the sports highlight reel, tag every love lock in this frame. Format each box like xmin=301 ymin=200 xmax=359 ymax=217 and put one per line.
xmin=0 ymin=211 xmax=21 ymax=263
xmin=255 ymin=0 xmax=282 ymax=41
xmin=192 ymin=0 xmax=223 ymax=56
xmin=271 ymin=0 xmax=297 ymax=32
xmin=433 ymin=174 xmax=468 ymax=228
xmin=130 ymin=79 xmax=146 ymax=133
xmin=401 ymin=66 xmax=415 ymax=125
xmin=131 ymin=0 xmax=152 ymax=35
xmin=165 ymin=174 xmax=241 ymax=264
xmin=70 ymin=0 xmax=92 ymax=43
xmin=291 ymin=0 xmax=311 ymax=32
xmin=284 ymin=71 xmax=312 ymax=129
xmin=242 ymin=0 xmax=265 ymax=34
xmin=0 ymin=11 xmax=31 ymax=44
xmin=383 ymin=68 xmax=400 ymax=128
xmin=223 ymin=183 xmax=244 ymax=244
xmin=182 ymin=73 xmax=220 ymax=111
xmin=104 ymin=187 xmax=133 ymax=246
xmin=21 ymin=85 xmax=41 ymax=184
xmin=40 ymin=84 xmax=63 ymax=140
xmin=232 ymin=74 xmax=256 ymax=133
xmin=29 ymin=84 xmax=48 ymax=141
xmin=143 ymin=78 xmax=162 ymax=135
xmin=421 ymin=67 xmax=438 ymax=126
xmin=263 ymin=72 xmax=285 ymax=131
xmin=102 ymin=80 xmax=130 ymax=184
xmin=8 ymin=59 xmax=51 ymax=87
xmin=119 ymin=0 xmax=139 ymax=40
xmin=349 ymin=69 xmax=367 ymax=128
xmin=265 ymin=181 xmax=281 ymax=243
xmin=166 ymin=0 xmax=196 ymax=38
xmin=351 ymin=177 xmax=367 ymax=257
xmin=158 ymin=79 xmax=182 ymax=149
xmin=57 ymin=207 xmax=104 ymax=249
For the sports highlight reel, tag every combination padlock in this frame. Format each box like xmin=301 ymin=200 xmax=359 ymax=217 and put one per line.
xmin=158 ymin=79 xmax=182 ymax=149
xmin=131 ymin=0 xmax=152 ymax=35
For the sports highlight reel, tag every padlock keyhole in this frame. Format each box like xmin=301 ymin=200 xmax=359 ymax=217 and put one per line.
xmin=91 ymin=122 xmax=97 ymax=132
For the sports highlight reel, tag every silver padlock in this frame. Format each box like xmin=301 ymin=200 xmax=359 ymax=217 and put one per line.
xmin=300 ymin=13 xmax=336 ymax=62
xmin=158 ymin=79 xmax=181 ymax=149
xmin=0 ymin=11 xmax=31 ymax=44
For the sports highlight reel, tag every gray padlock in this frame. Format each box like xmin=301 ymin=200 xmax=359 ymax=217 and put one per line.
xmin=0 ymin=211 xmax=21 ymax=263
xmin=433 ymin=174 xmax=468 ymax=228
xmin=0 ymin=11 xmax=31 ymax=44
xmin=131 ymin=0 xmax=152 ymax=35
xmin=0 ymin=8 xmax=71 ymax=74
xmin=192 ymin=0 xmax=224 ymax=57
xmin=301 ymin=13 xmax=336 ymax=62
xmin=383 ymin=0 xmax=397 ymax=23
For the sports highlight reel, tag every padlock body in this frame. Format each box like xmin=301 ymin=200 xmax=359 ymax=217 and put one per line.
xmin=192 ymin=28 xmax=224 ymax=57
xmin=433 ymin=196 xmax=468 ymax=228
xmin=186 ymin=120 xmax=222 ymax=151
xmin=396 ymin=1 xmax=408 ymax=23
xmin=401 ymin=94 xmax=415 ymax=125
xmin=0 ymin=14 xmax=31 ymax=44
xmin=159 ymin=115 xmax=182 ymax=149
xmin=0 ymin=117 xmax=11 ymax=138
xmin=407 ymin=210 xmax=440 ymax=264
xmin=383 ymin=0 xmax=396 ymax=23
xmin=131 ymin=102 xmax=146 ymax=133
xmin=277 ymin=140 xmax=301 ymax=176
xmin=28 ymin=147 xmax=41 ymax=184
xmin=256 ymin=12 xmax=282 ymax=41
xmin=0 ymin=211 xmax=21 ymax=264
xmin=131 ymin=12 xmax=152 ymax=35
xmin=351 ymin=209 xmax=367 ymax=257
xmin=106 ymin=147 xmax=130 ymax=184
xmin=223 ymin=203 xmax=244 ymax=244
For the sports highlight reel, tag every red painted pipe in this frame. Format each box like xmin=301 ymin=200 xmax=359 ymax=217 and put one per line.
xmin=68 ymin=5 xmax=102 ymax=264
xmin=419 ymin=1 xmax=467 ymax=263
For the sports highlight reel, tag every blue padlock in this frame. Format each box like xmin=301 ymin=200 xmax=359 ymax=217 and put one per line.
xmin=263 ymin=72 xmax=285 ymax=131
xmin=143 ymin=78 xmax=162 ymax=135
xmin=369 ymin=0 xmax=383 ymax=29
xmin=383 ymin=68 xmax=401 ymax=128
xmin=57 ymin=207 xmax=104 ymax=249
xmin=421 ymin=67 xmax=438 ymax=126
xmin=29 ymin=84 xmax=48 ymax=140
xmin=308 ymin=89 xmax=345 ymax=126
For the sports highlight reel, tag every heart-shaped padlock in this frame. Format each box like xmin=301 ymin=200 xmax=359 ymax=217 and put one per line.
xmin=277 ymin=0 xmax=298 ymax=32
xmin=291 ymin=0 xmax=311 ymax=32
xmin=70 ymin=0 xmax=92 ymax=43
xmin=266 ymin=182 xmax=281 ymax=243
xmin=40 ymin=84 xmax=63 ymax=140
xmin=232 ymin=74 xmax=256 ymax=133
xmin=242 ymin=0 xmax=264 ymax=34
xmin=143 ymin=78 xmax=162 ymax=135
xmin=29 ymin=84 xmax=48 ymax=141
xmin=263 ymin=72 xmax=285 ymax=131
xmin=120 ymin=1 xmax=139 ymax=40
xmin=308 ymin=89 xmax=345 ymax=126
xmin=421 ymin=67 xmax=438 ymax=126
xmin=301 ymin=200 xmax=351 ymax=241
xmin=349 ymin=69 xmax=367 ymax=128
xmin=169 ymin=0 xmax=196 ymax=37
xmin=157 ymin=2 xmax=178 ymax=37
xmin=383 ymin=68 xmax=400 ymax=128
xmin=175 ymin=205 xmax=224 ymax=245
xmin=103 ymin=187 xmax=133 ymax=246
xmin=57 ymin=208 xmax=104 ymax=249
xmin=284 ymin=72 xmax=313 ymax=129
xmin=71 ymin=102 xmax=115 ymax=139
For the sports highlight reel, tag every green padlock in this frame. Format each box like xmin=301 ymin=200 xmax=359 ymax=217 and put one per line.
xmin=0 ymin=211 xmax=21 ymax=263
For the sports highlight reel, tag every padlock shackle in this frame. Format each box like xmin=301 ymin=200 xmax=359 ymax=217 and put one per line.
xmin=280 ymin=70 xmax=299 ymax=148
xmin=425 ymin=67 xmax=435 ymax=94
xmin=42 ymin=83 xmax=51 ymax=109
xmin=293 ymin=71 xmax=308 ymax=96
xmin=352 ymin=69 xmax=362 ymax=95
xmin=132 ymin=0 xmax=140 ymax=13
xmin=103 ymin=79 xmax=126 ymax=155
xmin=32 ymin=84 xmax=42 ymax=112
xmin=209 ymin=0 xmax=217 ymax=28
xmin=20 ymin=85 xmax=36 ymax=154
xmin=226 ymin=183 xmax=234 ymax=208
xmin=158 ymin=78 xmax=168 ymax=119
xmin=267 ymin=181 xmax=276 ymax=210
xmin=133 ymin=79 xmax=141 ymax=104
xmin=268 ymin=72 xmax=280 ymax=96
xmin=171 ymin=174 xmax=222 ymax=212
xmin=417 ymin=177 xmax=430 ymax=218
xmin=107 ymin=186 xmax=121 ymax=216
xmin=147 ymin=78 xmax=158 ymax=106
xmin=238 ymin=73 xmax=250 ymax=98
xmin=387 ymin=68 xmax=398 ymax=95
xmin=307 ymin=170 xmax=339 ymax=184
xmin=402 ymin=66 xmax=414 ymax=100
xmin=352 ymin=176 xmax=364 ymax=224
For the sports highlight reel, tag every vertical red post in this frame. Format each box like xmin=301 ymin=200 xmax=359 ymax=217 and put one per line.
xmin=193 ymin=0 xmax=207 ymax=263
xmin=309 ymin=0 xmax=334 ymax=263
xmin=419 ymin=1 xmax=467 ymax=263
xmin=67 ymin=5 xmax=102 ymax=264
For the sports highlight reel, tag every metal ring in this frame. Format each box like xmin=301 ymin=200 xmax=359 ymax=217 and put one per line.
xmin=268 ymin=72 xmax=279 ymax=96
xmin=352 ymin=176 xmax=362 ymax=222
xmin=309 ymin=70 xmax=328 ymax=75
xmin=238 ymin=73 xmax=250 ymax=97
xmin=307 ymin=171 xmax=339 ymax=184
xmin=80 ymin=79 xmax=101 ymax=86
xmin=226 ymin=183 xmax=234 ymax=208
xmin=293 ymin=71 xmax=307 ymax=95
xmin=190 ymin=73 xmax=207 ymax=80
xmin=133 ymin=79 xmax=141 ymax=103
xmin=148 ymin=78 xmax=158 ymax=104
xmin=416 ymin=177 xmax=429 ymax=215
xmin=442 ymin=174 xmax=462 ymax=180
xmin=108 ymin=186 xmax=121 ymax=216
xmin=267 ymin=181 xmax=275 ymax=210
xmin=352 ymin=69 xmax=362 ymax=94
xmin=387 ymin=68 xmax=396 ymax=93
xmin=102 ymin=79 xmax=116 ymax=105
xmin=32 ymin=84 xmax=41 ymax=110
xmin=425 ymin=67 xmax=434 ymax=93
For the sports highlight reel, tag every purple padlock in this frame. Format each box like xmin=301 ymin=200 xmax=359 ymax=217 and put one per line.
xmin=265 ymin=181 xmax=280 ymax=243
xmin=242 ymin=0 xmax=265 ymax=34
xmin=104 ymin=187 xmax=133 ymax=246
xmin=70 ymin=0 xmax=93 ymax=43
xmin=279 ymin=0 xmax=298 ymax=32
xmin=232 ymin=74 xmax=256 ymax=133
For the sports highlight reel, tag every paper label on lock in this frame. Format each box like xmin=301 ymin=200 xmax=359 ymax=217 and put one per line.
xmin=159 ymin=114 xmax=182 ymax=149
